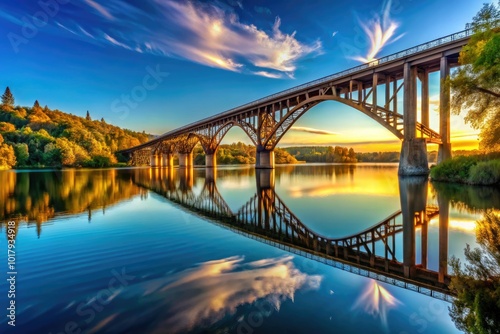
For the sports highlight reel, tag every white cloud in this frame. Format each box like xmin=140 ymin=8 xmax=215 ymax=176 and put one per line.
xmin=84 ymin=0 xmax=114 ymax=20
xmin=291 ymin=126 xmax=339 ymax=135
xmin=354 ymin=0 xmax=404 ymax=63
xmin=68 ymin=0 xmax=322 ymax=77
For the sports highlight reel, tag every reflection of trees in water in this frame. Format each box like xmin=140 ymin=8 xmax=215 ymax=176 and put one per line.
xmin=449 ymin=211 xmax=500 ymax=334
xmin=432 ymin=181 xmax=500 ymax=332
xmin=0 ymin=170 xmax=145 ymax=238
xmin=431 ymin=181 xmax=500 ymax=212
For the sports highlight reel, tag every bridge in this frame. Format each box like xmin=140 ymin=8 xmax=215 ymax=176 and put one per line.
xmin=119 ymin=29 xmax=472 ymax=175
xmin=126 ymin=167 xmax=454 ymax=301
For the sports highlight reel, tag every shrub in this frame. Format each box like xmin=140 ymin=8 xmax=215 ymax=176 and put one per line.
xmin=468 ymin=160 xmax=500 ymax=185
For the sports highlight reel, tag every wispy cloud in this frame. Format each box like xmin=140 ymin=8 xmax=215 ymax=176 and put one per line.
xmin=84 ymin=0 xmax=114 ymax=20
xmin=291 ymin=126 xmax=339 ymax=135
xmin=254 ymin=71 xmax=284 ymax=79
xmin=354 ymin=0 xmax=404 ymax=63
xmin=61 ymin=0 xmax=321 ymax=78
xmin=103 ymin=33 xmax=131 ymax=50
xmin=78 ymin=25 xmax=95 ymax=39
xmin=55 ymin=22 xmax=77 ymax=35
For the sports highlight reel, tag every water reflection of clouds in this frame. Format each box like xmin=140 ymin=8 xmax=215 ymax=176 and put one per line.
xmin=352 ymin=280 xmax=401 ymax=329
xmin=122 ymin=255 xmax=322 ymax=333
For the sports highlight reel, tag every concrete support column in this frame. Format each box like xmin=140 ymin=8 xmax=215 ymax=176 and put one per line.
xmin=150 ymin=154 xmax=158 ymax=167
xmin=399 ymin=62 xmax=429 ymax=176
xmin=421 ymin=70 xmax=430 ymax=127
xmin=372 ymin=73 xmax=378 ymax=113
xmin=205 ymin=154 xmax=217 ymax=168
xmin=403 ymin=62 xmax=417 ymax=140
xmin=255 ymin=150 xmax=275 ymax=169
xmin=162 ymin=153 xmax=173 ymax=168
xmin=178 ymin=153 xmax=193 ymax=168
xmin=438 ymin=56 xmax=452 ymax=163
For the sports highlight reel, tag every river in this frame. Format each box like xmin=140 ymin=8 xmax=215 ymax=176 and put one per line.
xmin=1 ymin=164 xmax=499 ymax=334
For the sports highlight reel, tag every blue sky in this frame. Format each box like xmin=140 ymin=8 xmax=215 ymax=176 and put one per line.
xmin=0 ymin=0 xmax=487 ymax=151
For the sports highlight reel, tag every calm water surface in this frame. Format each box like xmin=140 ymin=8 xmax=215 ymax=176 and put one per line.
xmin=1 ymin=164 xmax=498 ymax=334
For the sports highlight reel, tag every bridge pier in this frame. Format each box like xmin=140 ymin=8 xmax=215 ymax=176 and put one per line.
xmin=438 ymin=56 xmax=452 ymax=163
xmin=150 ymin=154 xmax=159 ymax=167
xmin=399 ymin=139 xmax=429 ymax=176
xmin=178 ymin=153 xmax=193 ymax=168
xmin=205 ymin=153 xmax=217 ymax=168
xmin=399 ymin=62 xmax=429 ymax=176
xmin=162 ymin=153 xmax=173 ymax=168
xmin=256 ymin=149 xmax=275 ymax=169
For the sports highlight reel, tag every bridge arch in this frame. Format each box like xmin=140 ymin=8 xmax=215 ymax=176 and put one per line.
xmin=260 ymin=95 xmax=404 ymax=150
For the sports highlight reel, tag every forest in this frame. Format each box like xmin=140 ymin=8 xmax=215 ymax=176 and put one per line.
xmin=283 ymin=146 xmax=357 ymax=163
xmin=0 ymin=87 xmax=151 ymax=169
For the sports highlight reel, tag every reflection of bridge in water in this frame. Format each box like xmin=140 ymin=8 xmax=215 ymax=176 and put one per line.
xmin=130 ymin=167 xmax=453 ymax=302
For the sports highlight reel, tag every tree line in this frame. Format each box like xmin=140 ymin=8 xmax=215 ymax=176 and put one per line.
xmin=0 ymin=87 xmax=151 ymax=169
xmin=283 ymin=146 xmax=357 ymax=163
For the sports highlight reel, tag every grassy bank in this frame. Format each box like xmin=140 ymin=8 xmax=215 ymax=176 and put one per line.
xmin=430 ymin=153 xmax=500 ymax=185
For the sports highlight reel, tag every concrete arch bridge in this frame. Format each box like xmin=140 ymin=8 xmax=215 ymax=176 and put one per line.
xmin=119 ymin=30 xmax=472 ymax=175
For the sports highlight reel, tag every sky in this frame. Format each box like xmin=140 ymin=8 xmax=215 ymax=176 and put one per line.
xmin=0 ymin=0 xmax=488 ymax=152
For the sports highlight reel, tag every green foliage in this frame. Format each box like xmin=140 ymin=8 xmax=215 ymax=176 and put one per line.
xmin=431 ymin=153 xmax=500 ymax=185
xmin=469 ymin=160 xmax=500 ymax=185
xmin=356 ymin=151 xmax=400 ymax=162
xmin=13 ymin=143 xmax=29 ymax=167
xmin=449 ymin=212 xmax=500 ymax=334
xmin=0 ymin=99 xmax=150 ymax=169
xmin=283 ymin=146 xmax=357 ymax=163
xmin=1 ymin=87 xmax=15 ymax=106
xmin=275 ymin=147 xmax=298 ymax=164
xmin=449 ymin=2 xmax=500 ymax=151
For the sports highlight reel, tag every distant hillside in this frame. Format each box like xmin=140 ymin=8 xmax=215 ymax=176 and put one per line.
xmin=0 ymin=92 xmax=151 ymax=169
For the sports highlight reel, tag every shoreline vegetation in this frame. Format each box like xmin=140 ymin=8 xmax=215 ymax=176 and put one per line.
xmin=430 ymin=153 xmax=500 ymax=186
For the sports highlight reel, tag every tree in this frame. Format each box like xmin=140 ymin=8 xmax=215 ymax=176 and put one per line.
xmin=13 ymin=143 xmax=29 ymax=166
xmin=1 ymin=87 xmax=15 ymax=106
xmin=0 ymin=134 xmax=17 ymax=169
xmin=449 ymin=212 xmax=500 ymax=334
xmin=448 ymin=2 xmax=500 ymax=151
xmin=86 ymin=110 xmax=91 ymax=121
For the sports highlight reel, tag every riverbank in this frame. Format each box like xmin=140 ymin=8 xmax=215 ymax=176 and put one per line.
xmin=430 ymin=153 xmax=500 ymax=186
